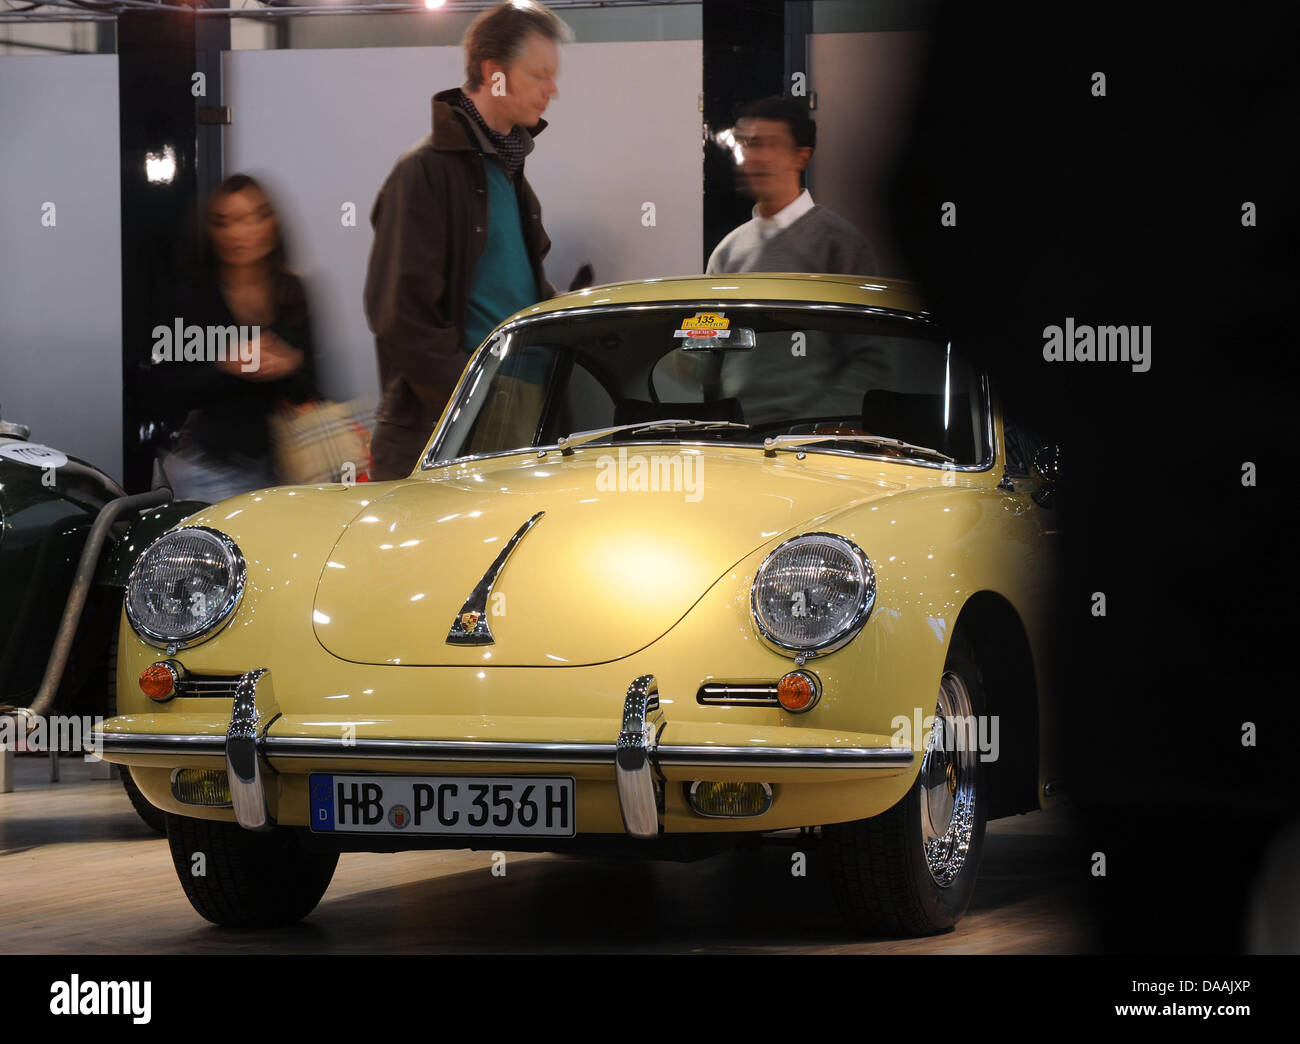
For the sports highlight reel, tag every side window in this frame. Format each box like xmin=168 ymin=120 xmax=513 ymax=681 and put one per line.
xmin=463 ymin=345 xmax=554 ymax=455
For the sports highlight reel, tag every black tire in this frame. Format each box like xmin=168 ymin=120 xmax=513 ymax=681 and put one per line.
xmin=165 ymin=813 xmax=339 ymax=928
xmin=823 ymin=629 xmax=990 ymax=936
xmin=120 ymin=766 xmax=167 ymax=834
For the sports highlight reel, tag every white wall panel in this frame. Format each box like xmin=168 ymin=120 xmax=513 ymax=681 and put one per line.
xmin=0 ymin=55 xmax=121 ymax=479
xmin=224 ymin=41 xmax=703 ymax=405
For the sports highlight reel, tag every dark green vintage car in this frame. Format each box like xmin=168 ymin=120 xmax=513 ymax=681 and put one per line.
xmin=0 ymin=408 xmax=202 ymax=828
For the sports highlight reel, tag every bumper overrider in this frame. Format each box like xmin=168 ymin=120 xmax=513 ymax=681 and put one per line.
xmin=94 ymin=670 xmax=914 ymax=838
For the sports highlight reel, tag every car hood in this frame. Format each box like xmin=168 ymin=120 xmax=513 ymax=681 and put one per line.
xmin=312 ymin=447 xmax=906 ymax=667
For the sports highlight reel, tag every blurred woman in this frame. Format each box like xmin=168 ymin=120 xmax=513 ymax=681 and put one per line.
xmin=160 ymin=174 xmax=318 ymax=503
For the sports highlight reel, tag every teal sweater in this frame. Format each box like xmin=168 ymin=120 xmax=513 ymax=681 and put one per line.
xmin=463 ymin=160 xmax=539 ymax=356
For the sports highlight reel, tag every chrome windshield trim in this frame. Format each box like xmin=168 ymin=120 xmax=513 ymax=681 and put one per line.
xmin=430 ymin=442 xmax=995 ymax=474
xmin=446 ymin=510 xmax=546 ymax=645
xmin=487 ymin=299 xmax=939 ymax=340
xmin=419 ymin=299 xmax=987 ymax=471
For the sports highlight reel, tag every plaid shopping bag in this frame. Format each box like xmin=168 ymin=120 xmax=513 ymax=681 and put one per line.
xmin=269 ymin=399 xmax=375 ymax=485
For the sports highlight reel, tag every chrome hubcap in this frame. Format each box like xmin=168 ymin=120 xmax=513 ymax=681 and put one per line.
xmin=919 ymin=670 xmax=977 ymax=887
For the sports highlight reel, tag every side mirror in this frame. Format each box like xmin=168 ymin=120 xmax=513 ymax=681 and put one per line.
xmin=1030 ymin=444 xmax=1062 ymax=508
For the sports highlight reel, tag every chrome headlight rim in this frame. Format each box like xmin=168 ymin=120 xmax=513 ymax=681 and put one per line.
xmin=124 ymin=525 xmax=246 ymax=649
xmin=750 ymin=531 xmax=876 ymax=658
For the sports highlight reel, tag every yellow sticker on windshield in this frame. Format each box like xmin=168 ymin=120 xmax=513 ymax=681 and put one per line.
xmin=675 ymin=311 xmax=731 ymax=339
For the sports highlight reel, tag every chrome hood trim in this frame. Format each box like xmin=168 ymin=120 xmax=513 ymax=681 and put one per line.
xmin=445 ymin=510 xmax=545 ymax=645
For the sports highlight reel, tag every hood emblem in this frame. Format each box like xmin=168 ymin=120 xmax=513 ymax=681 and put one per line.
xmin=446 ymin=511 xmax=545 ymax=646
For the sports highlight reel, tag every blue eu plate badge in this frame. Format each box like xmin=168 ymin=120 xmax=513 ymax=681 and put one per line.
xmin=310 ymin=775 xmax=335 ymax=832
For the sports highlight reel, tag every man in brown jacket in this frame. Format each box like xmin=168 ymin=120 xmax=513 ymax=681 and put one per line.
xmin=363 ymin=2 xmax=570 ymax=479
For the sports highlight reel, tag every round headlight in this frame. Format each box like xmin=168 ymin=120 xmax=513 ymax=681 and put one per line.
xmin=751 ymin=533 xmax=875 ymax=657
xmin=125 ymin=526 xmax=245 ymax=648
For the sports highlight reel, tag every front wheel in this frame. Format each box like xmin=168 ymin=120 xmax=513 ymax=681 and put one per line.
xmin=822 ymin=630 xmax=989 ymax=936
xmin=165 ymin=813 xmax=338 ymax=928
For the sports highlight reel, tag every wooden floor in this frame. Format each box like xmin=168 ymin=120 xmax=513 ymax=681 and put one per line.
xmin=0 ymin=755 xmax=1098 ymax=953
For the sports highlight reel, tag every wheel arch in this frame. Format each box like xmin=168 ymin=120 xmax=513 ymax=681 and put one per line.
xmin=951 ymin=590 xmax=1040 ymax=819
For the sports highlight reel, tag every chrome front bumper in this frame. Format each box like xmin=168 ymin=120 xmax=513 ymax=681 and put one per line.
xmin=96 ymin=669 xmax=915 ymax=838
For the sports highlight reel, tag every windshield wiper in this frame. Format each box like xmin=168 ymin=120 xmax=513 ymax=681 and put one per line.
xmin=555 ymin=419 xmax=750 ymax=456
xmin=761 ymin=433 xmax=955 ymax=463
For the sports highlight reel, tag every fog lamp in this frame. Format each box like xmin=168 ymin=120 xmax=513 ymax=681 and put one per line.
xmin=687 ymin=781 xmax=773 ymax=818
xmin=171 ymin=768 xmax=232 ymax=806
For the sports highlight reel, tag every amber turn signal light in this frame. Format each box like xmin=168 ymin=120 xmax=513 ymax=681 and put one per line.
xmin=139 ymin=661 xmax=180 ymax=702
xmin=777 ymin=669 xmax=821 ymax=712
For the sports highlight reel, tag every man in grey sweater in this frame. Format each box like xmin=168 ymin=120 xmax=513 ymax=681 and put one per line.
xmin=707 ymin=95 xmax=878 ymax=276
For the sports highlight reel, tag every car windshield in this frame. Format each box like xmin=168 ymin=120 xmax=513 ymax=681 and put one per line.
xmin=425 ymin=304 xmax=990 ymax=468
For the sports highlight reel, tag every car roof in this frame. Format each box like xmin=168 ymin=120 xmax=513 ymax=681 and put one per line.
xmin=504 ymin=273 xmax=931 ymax=325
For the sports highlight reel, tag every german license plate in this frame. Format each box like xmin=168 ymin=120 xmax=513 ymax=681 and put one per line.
xmin=309 ymin=774 xmax=575 ymax=837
